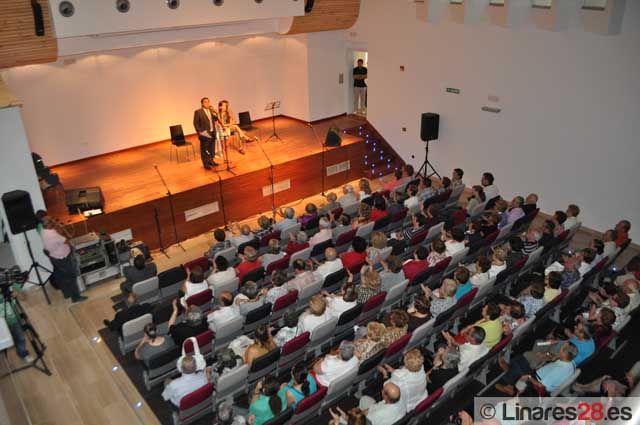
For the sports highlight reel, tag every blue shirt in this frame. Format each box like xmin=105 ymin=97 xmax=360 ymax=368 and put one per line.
xmin=277 ymin=375 xmax=318 ymax=408
xmin=455 ymin=281 xmax=473 ymax=301
xmin=569 ymin=337 xmax=595 ymax=365
xmin=274 ymin=217 xmax=298 ymax=232
xmin=536 ymin=360 xmax=575 ymax=392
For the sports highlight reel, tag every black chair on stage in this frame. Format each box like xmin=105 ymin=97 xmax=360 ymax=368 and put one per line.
xmin=238 ymin=111 xmax=255 ymax=131
xmin=169 ymin=125 xmax=195 ymax=163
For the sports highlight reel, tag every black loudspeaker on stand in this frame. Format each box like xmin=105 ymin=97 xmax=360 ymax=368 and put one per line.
xmin=1 ymin=190 xmax=52 ymax=304
xmin=418 ymin=112 xmax=441 ymax=179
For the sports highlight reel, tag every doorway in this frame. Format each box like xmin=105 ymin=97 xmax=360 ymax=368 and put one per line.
xmin=347 ymin=50 xmax=368 ymax=117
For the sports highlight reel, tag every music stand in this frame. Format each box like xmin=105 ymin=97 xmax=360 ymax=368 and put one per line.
xmin=264 ymin=101 xmax=283 ymax=142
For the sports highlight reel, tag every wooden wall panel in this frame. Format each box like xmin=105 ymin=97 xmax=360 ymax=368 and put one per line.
xmin=285 ymin=0 xmax=360 ymax=35
xmin=0 ymin=0 xmax=58 ymax=69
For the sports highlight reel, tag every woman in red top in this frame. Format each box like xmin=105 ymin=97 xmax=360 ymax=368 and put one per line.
xmin=340 ymin=236 xmax=368 ymax=274
xmin=236 ymin=246 xmax=262 ymax=282
xmin=370 ymin=196 xmax=389 ymax=222
xmin=285 ymin=231 xmax=309 ymax=256
xmin=615 ymin=220 xmax=631 ymax=247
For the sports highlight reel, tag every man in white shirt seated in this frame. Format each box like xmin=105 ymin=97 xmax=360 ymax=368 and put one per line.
xmin=443 ymin=326 xmax=489 ymax=372
xmin=308 ymin=218 xmax=333 ymax=246
xmin=481 ymin=172 xmax=499 ymax=202
xmin=162 ymin=356 xmax=209 ymax=407
xmin=230 ymin=224 xmax=255 ymax=249
xmin=313 ymin=340 xmax=359 ymax=387
xmin=207 ymin=291 xmax=240 ymax=332
xmin=233 ymin=281 xmax=266 ymax=316
xmin=602 ymin=229 xmax=618 ymax=261
xmin=273 ymin=207 xmax=298 ymax=233
xmin=314 ymin=247 xmax=344 ymax=279
xmin=338 ymin=184 xmax=358 ymax=208
xmin=259 ymin=239 xmax=286 ymax=270
xmin=287 ymin=259 xmax=317 ymax=292
xmin=324 ymin=284 xmax=358 ymax=318
xmin=577 ymin=248 xmax=597 ymax=276
xmin=564 ymin=204 xmax=581 ymax=230
xmin=403 ymin=185 xmax=420 ymax=211
xmin=444 ymin=227 xmax=467 ymax=257
xmin=377 ymin=349 xmax=428 ymax=412
xmin=358 ymin=382 xmax=406 ymax=425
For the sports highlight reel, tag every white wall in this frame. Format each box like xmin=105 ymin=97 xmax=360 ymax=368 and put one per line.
xmin=0 ymin=106 xmax=52 ymax=284
xmin=349 ymin=0 xmax=640 ymax=240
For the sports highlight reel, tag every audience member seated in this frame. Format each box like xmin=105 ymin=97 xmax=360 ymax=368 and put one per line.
xmin=297 ymin=294 xmax=330 ymax=335
xmin=274 ymin=312 xmax=299 ymax=347
xmin=463 ymin=185 xmax=486 ymax=213
xmin=421 ymin=279 xmax=457 ymax=318
xmin=235 ymin=246 xmax=262 ymax=283
xmin=549 ymin=322 xmax=596 ymax=366
xmin=493 ymin=199 xmax=509 ymax=228
xmin=230 ymin=224 xmax=256 ymax=250
xmin=488 ymin=246 xmax=508 ymax=279
xmin=313 ymin=247 xmax=344 ymax=279
xmin=298 ymin=203 xmax=318 ymax=229
xmin=104 ymin=292 xmax=152 ymax=334
xmin=355 ymin=321 xmax=387 ymax=361
xmin=332 ymin=213 xmax=353 ymax=240
xmin=207 ymin=291 xmax=240 ymax=333
xmin=564 ymin=204 xmax=581 ymax=230
xmin=264 ymin=270 xmax=289 ymax=305
xmin=381 ymin=309 xmax=409 ymax=347
xmin=313 ymin=340 xmax=359 ymax=387
xmin=544 ymin=272 xmax=562 ymax=303
xmin=403 ymin=184 xmax=420 ymax=210
xmin=495 ymin=342 xmax=578 ymax=396
xmin=451 ymin=168 xmax=465 ymax=189
xmin=602 ymin=229 xmax=618 ymax=260
xmin=353 ymin=203 xmax=372 ymax=227
xmin=558 ymin=256 xmax=581 ymax=289
xmin=213 ymin=402 xmax=246 ymax=425
xmin=505 ymin=236 xmax=526 ymax=268
xmin=244 ymin=324 xmax=277 ymax=367
xmin=338 ymin=184 xmax=358 ymax=207
xmin=329 ymin=407 xmax=368 ymax=425
xmin=279 ymin=362 xmax=318 ymax=409
xmin=522 ymin=228 xmax=541 ymax=255
xmin=379 ymin=256 xmax=406 ymax=292
xmin=453 ymin=267 xmax=472 ymax=301
xmin=418 ymin=176 xmax=437 ymax=201
xmin=308 ymin=217 xmax=333 ymax=246
xmin=355 ymin=268 xmax=382 ymax=304
xmin=615 ymin=256 xmax=640 ymax=286
xmin=504 ymin=197 xmax=525 ymax=227
xmin=552 ymin=210 xmax=568 ymax=237
xmin=516 ymin=281 xmax=546 ymax=317
xmin=162 ymin=355 xmax=210 ymax=407
xmin=576 ymin=248 xmax=597 ymax=276
xmin=205 ymin=228 xmax=232 ymax=259
xmin=259 ymin=239 xmax=285 ymax=270
xmin=254 ymin=215 xmax=274 ymax=240
xmin=615 ymin=220 xmax=631 ymax=247
xmin=357 ymin=382 xmax=406 ymax=425
xmin=444 ymin=227 xmax=467 ymax=257
xmin=233 ymin=281 xmax=266 ymax=316
xmin=286 ymin=259 xmax=316 ymax=292
xmin=181 ymin=266 xmax=209 ymax=306
xmin=621 ymin=279 xmax=640 ymax=313
xmin=469 ymin=256 xmax=492 ymax=287
xmin=340 ymin=237 xmax=368 ymax=271
xmin=539 ymin=220 xmax=557 ymax=253
xmin=324 ymin=283 xmax=358 ymax=318
xmin=377 ymin=349 xmax=428 ymax=412
xmin=370 ymin=196 xmax=389 ymax=222
xmin=481 ymin=172 xmax=499 ymax=203
xmin=427 ymin=344 xmax=460 ymax=392
xmin=359 ymin=178 xmax=373 ymax=202
xmin=367 ymin=231 xmax=388 ymax=264
xmin=285 ymin=231 xmax=309 ymax=256
xmin=207 ymin=256 xmax=237 ymax=294
xmin=273 ymin=207 xmax=297 ymax=232
xmin=120 ymin=254 xmax=158 ymax=294
xmin=210 ymin=349 xmax=244 ymax=385
xmin=388 ymin=213 xmax=427 ymax=255
xmin=407 ymin=294 xmax=432 ymax=331
xmin=443 ymin=326 xmax=489 ymax=371
xmin=383 ymin=168 xmax=405 ymax=192
xmin=402 ymin=246 xmax=429 ymax=282
xmin=385 ymin=191 xmax=404 ymax=218
xmin=168 ymin=301 xmax=208 ymax=347
xmin=472 ymin=303 xmax=503 ymax=348
xmin=467 ymin=212 xmax=499 ymax=246
xmin=500 ymin=302 xmax=526 ymax=335
xmin=521 ymin=193 xmax=538 ymax=215
xmin=134 ymin=323 xmax=175 ymax=365
xmin=248 ymin=375 xmax=286 ymax=425
xmin=320 ymin=192 xmax=341 ymax=215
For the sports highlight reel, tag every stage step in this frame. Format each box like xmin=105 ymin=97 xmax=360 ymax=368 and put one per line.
xmin=342 ymin=121 xmax=405 ymax=180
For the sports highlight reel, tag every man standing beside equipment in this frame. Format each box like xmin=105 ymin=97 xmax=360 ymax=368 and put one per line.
xmin=193 ymin=97 xmax=219 ymax=169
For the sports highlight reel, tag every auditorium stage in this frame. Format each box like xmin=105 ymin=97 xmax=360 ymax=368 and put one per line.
xmin=45 ymin=115 xmax=370 ymax=249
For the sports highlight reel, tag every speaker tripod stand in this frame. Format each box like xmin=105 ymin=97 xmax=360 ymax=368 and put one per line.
xmin=22 ymin=231 xmax=52 ymax=305
xmin=417 ymin=139 xmax=440 ymax=180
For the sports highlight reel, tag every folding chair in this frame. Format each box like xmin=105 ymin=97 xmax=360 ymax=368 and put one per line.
xmin=119 ymin=313 xmax=153 ymax=355
xmin=172 ymin=383 xmax=213 ymax=425
xmin=159 ymin=266 xmax=187 ymax=299
xmin=289 ymin=387 xmax=327 ymax=424
xmin=132 ymin=276 xmax=160 ymax=304
xmin=242 ymin=302 xmax=272 ymax=336
xmin=211 ymin=315 xmax=243 ymax=352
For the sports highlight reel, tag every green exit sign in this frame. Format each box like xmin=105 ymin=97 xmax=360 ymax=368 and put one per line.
xmin=446 ymin=87 xmax=460 ymax=94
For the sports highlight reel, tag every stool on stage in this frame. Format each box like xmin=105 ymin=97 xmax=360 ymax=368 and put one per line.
xmin=169 ymin=125 xmax=196 ymax=163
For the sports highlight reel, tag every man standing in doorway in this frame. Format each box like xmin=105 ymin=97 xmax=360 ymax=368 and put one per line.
xmin=353 ymin=59 xmax=368 ymax=115
xmin=193 ymin=97 xmax=219 ymax=169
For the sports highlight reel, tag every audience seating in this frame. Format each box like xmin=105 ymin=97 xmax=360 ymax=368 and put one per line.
xmin=212 ymin=277 xmax=239 ymax=297
xmin=143 ymin=346 xmax=181 ymax=390
xmin=334 ymin=228 xmax=357 ymax=253
xmin=270 ymin=290 xmax=298 ymax=323
xmin=237 ymin=239 xmax=260 ymax=256
xmin=119 ymin=313 xmax=153 ymax=355
xmin=242 ymin=302 xmax=272 ymax=335
xmin=214 ymin=247 xmax=237 ymax=265
xmin=132 ymin=276 xmax=161 ymax=304
xmin=356 ymin=292 xmax=386 ymax=325
xmin=332 ymin=304 xmax=363 ymax=344
xmin=241 ymin=267 xmax=265 ymax=286
xmin=183 ymin=330 xmax=214 ymax=360
xmin=173 ymin=383 xmax=214 ymax=425
xmin=280 ymin=223 xmax=302 ymax=243
xmin=322 ymin=268 xmax=347 ymax=293
xmin=184 ymin=257 xmax=211 ymax=273
xmin=294 ymin=275 xmax=323 ymax=309
xmin=214 ymin=364 xmax=249 ymax=404
xmin=265 ymin=256 xmax=290 ymax=275
xmin=322 ymin=367 xmax=358 ymax=410
xmin=248 ymin=348 xmax=281 ymax=388
xmin=381 ymin=279 xmax=409 ymax=313
xmin=289 ymin=247 xmax=312 ymax=266
xmin=307 ymin=317 xmax=339 ymax=357
xmin=289 ymin=386 xmax=328 ymax=423
xmin=211 ymin=315 xmax=243 ymax=352
xmin=158 ymin=266 xmax=187 ymax=299
xmin=310 ymin=239 xmax=335 ymax=260
xmin=185 ymin=289 xmax=213 ymax=313
xmin=278 ymin=332 xmax=310 ymax=372
xmin=355 ymin=221 xmax=375 ymax=241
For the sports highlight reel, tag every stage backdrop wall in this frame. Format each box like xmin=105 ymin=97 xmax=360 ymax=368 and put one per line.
xmin=349 ymin=0 xmax=640 ymax=241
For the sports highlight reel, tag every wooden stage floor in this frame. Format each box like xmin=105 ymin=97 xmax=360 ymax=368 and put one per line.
xmin=47 ymin=115 xmax=369 ymax=249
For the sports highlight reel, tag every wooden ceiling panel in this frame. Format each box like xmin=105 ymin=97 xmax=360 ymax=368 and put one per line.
xmin=285 ymin=0 xmax=360 ymax=35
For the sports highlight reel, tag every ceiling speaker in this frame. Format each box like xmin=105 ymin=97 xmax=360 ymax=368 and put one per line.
xmin=116 ymin=0 xmax=131 ymax=13
xmin=59 ymin=1 xmax=75 ymax=17
xmin=166 ymin=0 xmax=180 ymax=9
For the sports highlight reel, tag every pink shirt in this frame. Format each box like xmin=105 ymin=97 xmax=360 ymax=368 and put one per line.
xmin=42 ymin=228 xmax=71 ymax=259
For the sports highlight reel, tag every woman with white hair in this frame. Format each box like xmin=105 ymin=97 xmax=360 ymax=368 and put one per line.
xmin=338 ymin=184 xmax=358 ymax=207
xmin=309 ymin=217 xmax=333 ymax=246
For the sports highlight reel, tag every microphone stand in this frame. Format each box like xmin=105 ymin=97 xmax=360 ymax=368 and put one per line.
xmin=220 ymin=128 xmax=236 ymax=175
xmin=153 ymin=165 xmax=185 ymax=252
xmin=255 ymin=131 xmax=277 ymax=221
xmin=211 ymin=171 xmax=230 ymax=231
xmin=308 ymin=122 xmax=326 ymax=196
xmin=153 ymin=207 xmax=169 ymax=258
